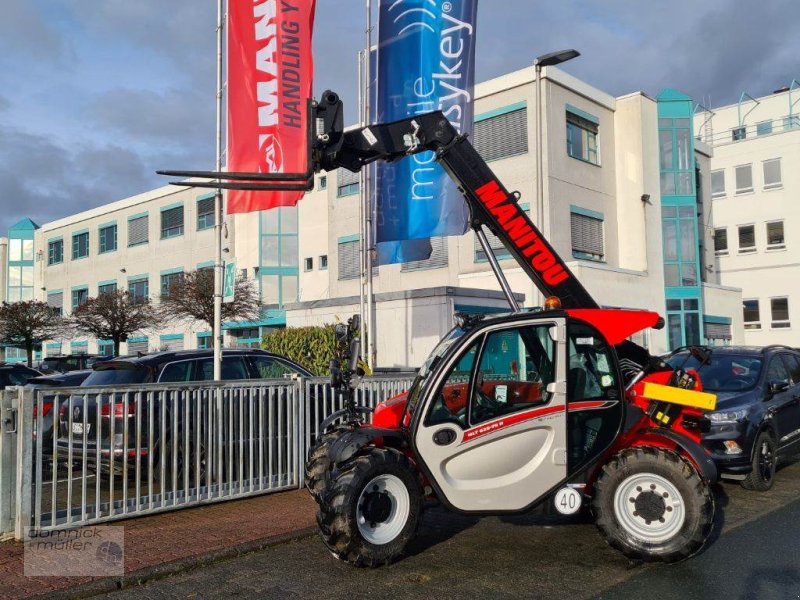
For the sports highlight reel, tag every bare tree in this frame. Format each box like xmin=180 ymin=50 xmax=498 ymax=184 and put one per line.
xmin=71 ymin=291 xmax=162 ymax=357
xmin=0 ymin=301 xmax=68 ymax=367
xmin=159 ymin=269 xmax=260 ymax=332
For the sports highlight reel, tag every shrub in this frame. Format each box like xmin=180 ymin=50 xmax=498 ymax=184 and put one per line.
xmin=262 ymin=325 xmax=336 ymax=376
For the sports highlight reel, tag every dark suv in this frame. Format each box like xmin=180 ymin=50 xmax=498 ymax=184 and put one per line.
xmin=55 ymin=349 xmax=312 ymax=479
xmin=666 ymin=345 xmax=800 ymax=491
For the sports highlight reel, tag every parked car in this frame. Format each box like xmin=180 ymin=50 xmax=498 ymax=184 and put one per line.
xmin=27 ymin=370 xmax=93 ymax=463
xmin=0 ymin=363 xmax=42 ymax=388
xmin=38 ymin=354 xmax=110 ymax=374
xmin=55 ymin=349 xmax=313 ymax=481
xmin=666 ymin=344 xmax=800 ymax=491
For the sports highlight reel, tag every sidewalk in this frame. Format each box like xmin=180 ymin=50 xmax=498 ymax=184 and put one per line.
xmin=0 ymin=489 xmax=318 ymax=599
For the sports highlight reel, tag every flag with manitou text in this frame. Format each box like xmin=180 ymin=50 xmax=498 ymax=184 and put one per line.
xmin=227 ymin=0 xmax=316 ymax=213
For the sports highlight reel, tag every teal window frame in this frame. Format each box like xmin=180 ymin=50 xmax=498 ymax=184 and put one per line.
xmin=197 ymin=194 xmax=215 ymax=231
xmin=566 ymin=107 xmax=600 ymax=166
xmin=259 ymin=207 xmax=299 ymax=311
xmin=665 ymin=297 xmax=702 ymax=349
xmin=319 ymin=255 xmax=328 ymax=270
xmin=661 ymin=205 xmax=700 ymax=287
xmin=128 ymin=276 xmax=149 ymax=305
xmin=658 ymin=118 xmax=695 ymax=196
xmin=160 ymin=270 xmax=184 ymax=296
xmin=337 ymin=182 xmax=360 ymax=197
xmin=71 ymin=287 xmax=89 ymax=310
xmin=47 ymin=238 xmax=63 ymax=266
xmin=98 ymin=281 xmax=117 ymax=296
xmin=98 ymin=223 xmax=118 ymax=254
xmin=72 ymin=231 xmax=89 ymax=260
xmin=160 ymin=204 xmax=185 ymax=239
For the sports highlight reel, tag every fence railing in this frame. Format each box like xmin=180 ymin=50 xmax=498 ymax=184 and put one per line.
xmin=0 ymin=374 xmax=414 ymax=539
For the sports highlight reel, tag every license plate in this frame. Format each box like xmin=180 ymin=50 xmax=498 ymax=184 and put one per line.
xmin=71 ymin=422 xmax=90 ymax=435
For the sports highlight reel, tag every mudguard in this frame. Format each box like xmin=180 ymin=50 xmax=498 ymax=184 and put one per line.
xmin=328 ymin=426 xmax=406 ymax=467
xmin=318 ymin=407 xmax=373 ymax=433
xmin=644 ymin=428 xmax=718 ymax=483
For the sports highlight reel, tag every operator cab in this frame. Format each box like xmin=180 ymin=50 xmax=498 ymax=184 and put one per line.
xmin=408 ymin=309 xmax=628 ymax=513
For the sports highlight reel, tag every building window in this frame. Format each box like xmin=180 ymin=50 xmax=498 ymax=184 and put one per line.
xmin=475 ymin=229 xmax=512 ymax=263
xmin=763 ymin=159 xmax=782 ymax=190
xmin=570 ymin=211 xmax=604 ymax=261
xmin=666 ymin=298 xmax=701 ymax=349
xmin=259 ymin=206 xmax=300 ymax=307
xmin=161 ymin=206 xmax=184 ymax=239
xmin=756 ymin=120 xmax=773 ymax=136
xmin=128 ymin=214 xmax=149 ymax=246
xmin=318 ymin=176 xmax=327 ymax=191
xmin=337 ymin=239 xmax=360 ymax=280
xmin=97 ymin=341 xmax=115 ymax=357
xmin=47 ymin=239 xmax=63 ymax=265
xmin=659 ymin=119 xmax=693 ymax=196
xmin=738 ymin=225 xmax=756 ymax=253
xmin=159 ymin=335 xmax=184 ymax=352
xmin=743 ymin=299 xmax=760 ymax=330
xmin=732 ymin=126 xmax=746 ymax=141
xmin=319 ymin=255 xmax=328 ymax=270
xmin=474 ymin=107 xmax=529 ymax=162
xmin=128 ymin=278 xmax=149 ymax=305
xmin=47 ymin=292 xmax=63 ymax=317
xmin=71 ymin=287 xmax=89 ymax=311
xmin=197 ymin=196 xmax=215 ymax=230
xmin=711 ymin=170 xmax=725 ymax=198
xmin=784 ymin=115 xmax=800 ymax=130
xmin=566 ymin=111 xmax=599 ymax=165
xmin=766 ymin=221 xmax=785 ymax=249
xmin=98 ymin=224 xmax=117 ymax=254
xmin=662 ymin=206 xmax=698 ymax=287
xmin=304 ymin=257 xmax=313 ymax=271
xmin=403 ymin=237 xmax=449 ymax=271
xmin=337 ymin=169 xmax=360 ymax=197
xmin=72 ymin=232 xmax=89 ymax=260
xmin=735 ymin=164 xmax=753 ymax=194
xmin=713 ymin=228 xmax=728 ymax=255
xmin=197 ymin=335 xmax=212 ymax=350
xmin=160 ymin=271 xmax=183 ymax=296
xmin=127 ymin=338 xmax=149 ymax=354
xmin=98 ymin=282 xmax=117 ymax=296
xmin=771 ymin=297 xmax=790 ymax=329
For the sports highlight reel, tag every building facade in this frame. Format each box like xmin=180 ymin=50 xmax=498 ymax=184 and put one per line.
xmin=4 ymin=66 xmax=746 ymax=366
xmin=695 ymin=84 xmax=800 ymax=345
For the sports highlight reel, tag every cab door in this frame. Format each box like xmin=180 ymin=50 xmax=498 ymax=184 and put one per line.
xmin=414 ymin=319 xmax=568 ymax=512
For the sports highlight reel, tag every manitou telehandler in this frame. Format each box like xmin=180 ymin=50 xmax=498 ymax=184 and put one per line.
xmin=163 ymin=91 xmax=719 ymax=566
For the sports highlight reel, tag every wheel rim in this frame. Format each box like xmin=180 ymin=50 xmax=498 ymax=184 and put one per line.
xmin=758 ymin=440 xmax=775 ymax=482
xmin=356 ymin=474 xmax=410 ymax=545
xmin=613 ymin=472 xmax=686 ymax=544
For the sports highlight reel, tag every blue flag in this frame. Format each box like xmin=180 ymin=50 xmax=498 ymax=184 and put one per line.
xmin=375 ymin=0 xmax=478 ymax=264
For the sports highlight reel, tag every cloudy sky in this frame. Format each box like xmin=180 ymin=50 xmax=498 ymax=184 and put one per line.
xmin=1 ymin=0 xmax=797 ymax=233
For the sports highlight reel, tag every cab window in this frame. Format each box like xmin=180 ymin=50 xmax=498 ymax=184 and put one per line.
xmin=425 ymin=338 xmax=479 ymax=428
xmin=468 ymin=324 xmax=556 ymax=427
xmin=567 ymin=322 xmax=617 ymax=401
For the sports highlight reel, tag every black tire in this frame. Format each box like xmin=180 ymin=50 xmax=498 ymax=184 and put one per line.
xmin=316 ymin=447 xmax=422 ymax=567
xmin=742 ymin=430 xmax=777 ymax=492
xmin=305 ymin=430 xmax=340 ymax=503
xmin=593 ymin=447 xmax=714 ymax=563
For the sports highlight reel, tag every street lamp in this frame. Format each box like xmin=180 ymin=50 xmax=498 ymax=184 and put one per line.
xmin=533 ymin=49 xmax=580 ymax=304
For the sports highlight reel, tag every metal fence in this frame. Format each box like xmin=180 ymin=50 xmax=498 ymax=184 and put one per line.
xmin=0 ymin=375 xmax=414 ymax=539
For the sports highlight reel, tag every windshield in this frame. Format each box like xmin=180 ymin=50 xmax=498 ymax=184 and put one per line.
xmin=666 ymin=353 xmax=762 ymax=392
xmin=406 ymin=327 xmax=467 ymax=417
xmin=82 ymin=365 xmax=151 ymax=386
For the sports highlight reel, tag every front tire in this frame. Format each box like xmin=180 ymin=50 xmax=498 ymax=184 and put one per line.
xmin=593 ymin=447 xmax=714 ymax=562
xmin=316 ymin=447 xmax=422 ymax=567
xmin=741 ymin=430 xmax=776 ymax=491
xmin=305 ymin=430 xmax=340 ymax=502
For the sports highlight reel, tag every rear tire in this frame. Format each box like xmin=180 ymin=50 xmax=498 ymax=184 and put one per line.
xmin=593 ymin=447 xmax=714 ymax=562
xmin=316 ymin=447 xmax=422 ymax=567
xmin=741 ymin=430 xmax=776 ymax=492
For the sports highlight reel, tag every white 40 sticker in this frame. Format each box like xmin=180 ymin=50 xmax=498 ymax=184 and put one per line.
xmin=554 ymin=487 xmax=582 ymax=515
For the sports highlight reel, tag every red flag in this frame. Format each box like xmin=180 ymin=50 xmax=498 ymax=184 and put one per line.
xmin=227 ymin=0 xmax=316 ymax=213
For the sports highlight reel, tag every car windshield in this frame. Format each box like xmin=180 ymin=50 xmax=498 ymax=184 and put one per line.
xmin=666 ymin=353 xmax=763 ymax=392
xmin=82 ymin=365 xmax=151 ymax=386
xmin=417 ymin=327 xmax=466 ymax=380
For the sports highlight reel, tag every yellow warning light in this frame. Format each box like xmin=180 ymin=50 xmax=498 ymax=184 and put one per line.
xmin=544 ymin=296 xmax=562 ymax=310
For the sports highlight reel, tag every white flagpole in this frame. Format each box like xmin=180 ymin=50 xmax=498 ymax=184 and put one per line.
xmin=213 ymin=0 xmax=225 ymax=381
xmin=364 ymin=0 xmax=377 ymax=368
xmin=357 ymin=49 xmax=367 ymax=349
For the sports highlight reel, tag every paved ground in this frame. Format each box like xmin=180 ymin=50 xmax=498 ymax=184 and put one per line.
xmin=103 ymin=460 xmax=800 ymax=600
xmin=599 ymin=498 xmax=800 ymax=600
xmin=0 ymin=489 xmax=316 ymax=599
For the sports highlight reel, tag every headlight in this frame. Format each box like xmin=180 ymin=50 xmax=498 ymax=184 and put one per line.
xmin=708 ymin=409 xmax=747 ymax=424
